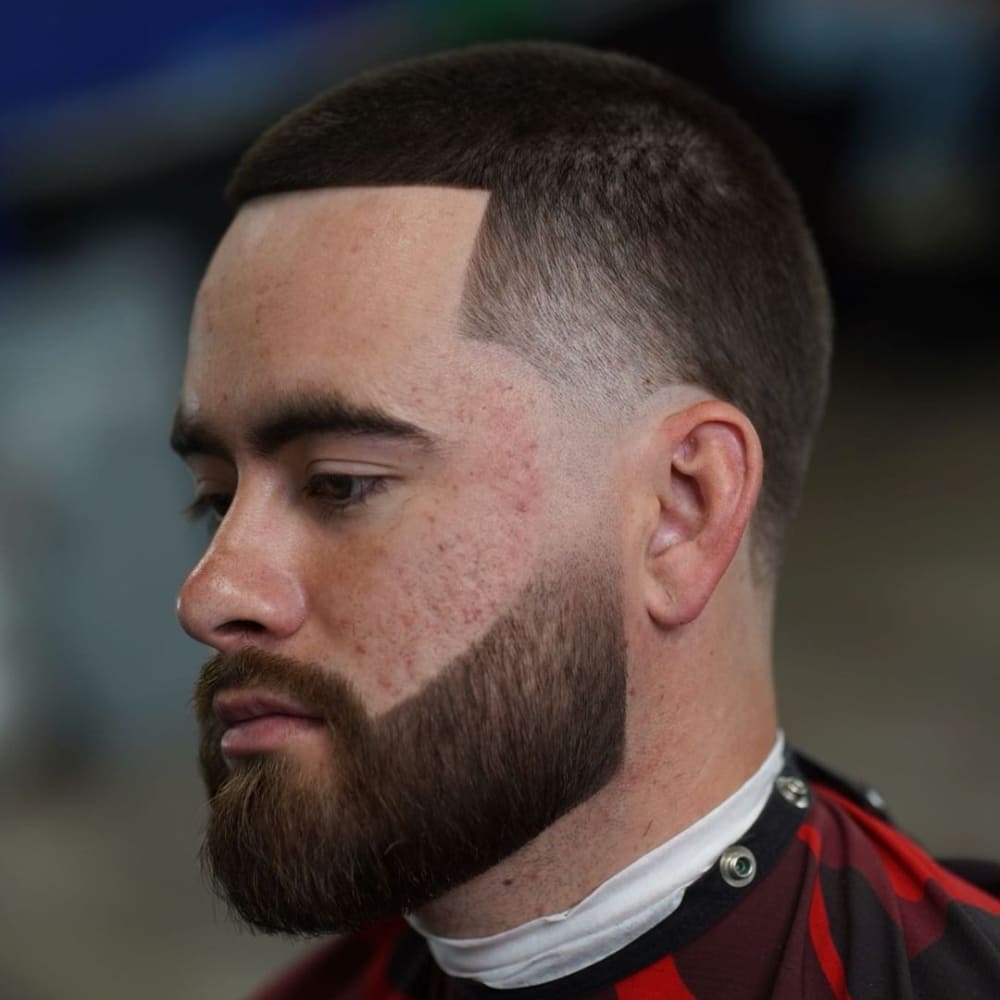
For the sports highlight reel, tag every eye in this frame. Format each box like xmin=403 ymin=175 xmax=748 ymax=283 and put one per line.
xmin=184 ymin=492 xmax=232 ymax=528
xmin=304 ymin=473 xmax=386 ymax=512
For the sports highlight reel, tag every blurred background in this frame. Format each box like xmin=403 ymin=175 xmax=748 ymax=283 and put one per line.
xmin=1 ymin=0 xmax=998 ymax=997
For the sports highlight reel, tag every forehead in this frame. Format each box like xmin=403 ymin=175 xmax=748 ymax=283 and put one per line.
xmin=184 ymin=186 xmax=507 ymax=430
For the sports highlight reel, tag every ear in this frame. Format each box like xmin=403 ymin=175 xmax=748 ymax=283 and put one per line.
xmin=641 ymin=400 xmax=763 ymax=627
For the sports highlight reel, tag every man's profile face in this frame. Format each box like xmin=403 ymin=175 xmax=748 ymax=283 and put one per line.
xmin=175 ymin=186 xmax=629 ymax=932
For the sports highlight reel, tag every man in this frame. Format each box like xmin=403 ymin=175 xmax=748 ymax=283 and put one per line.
xmin=171 ymin=42 xmax=1000 ymax=999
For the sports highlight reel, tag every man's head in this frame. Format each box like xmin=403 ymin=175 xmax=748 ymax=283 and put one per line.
xmin=174 ymin=43 xmax=831 ymax=936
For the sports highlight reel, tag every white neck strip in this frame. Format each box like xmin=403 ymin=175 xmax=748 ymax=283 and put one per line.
xmin=407 ymin=733 xmax=785 ymax=989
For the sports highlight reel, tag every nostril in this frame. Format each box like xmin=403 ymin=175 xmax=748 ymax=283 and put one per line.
xmin=217 ymin=619 xmax=268 ymax=638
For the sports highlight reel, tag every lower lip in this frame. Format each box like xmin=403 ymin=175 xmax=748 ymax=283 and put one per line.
xmin=220 ymin=715 xmax=326 ymax=756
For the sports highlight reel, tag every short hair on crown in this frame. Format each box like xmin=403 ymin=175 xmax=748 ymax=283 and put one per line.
xmin=228 ymin=41 xmax=833 ymax=574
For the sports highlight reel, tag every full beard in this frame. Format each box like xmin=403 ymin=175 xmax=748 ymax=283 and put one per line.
xmin=193 ymin=562 xmax=627 ymax=936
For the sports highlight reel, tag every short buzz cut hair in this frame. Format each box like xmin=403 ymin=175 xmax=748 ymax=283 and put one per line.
xmin=228 ymin=41 xmax=833 ymax=574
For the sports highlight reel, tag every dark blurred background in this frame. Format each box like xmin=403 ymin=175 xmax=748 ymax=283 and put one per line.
xmin=1 ymin=1 xmax=998 ymax=997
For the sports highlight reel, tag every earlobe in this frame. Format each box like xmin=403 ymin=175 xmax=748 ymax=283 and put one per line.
xmin=643 ymin=401 xmax=762 ymax=628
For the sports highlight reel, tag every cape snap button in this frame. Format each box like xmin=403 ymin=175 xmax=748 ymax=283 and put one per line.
xmin=776 ymin=775 xmax=810 ymax=809
xmin=719 ymin=845 xmax=757 ymax=888
xmin=865 ymin=787 xmax=887 ymax=812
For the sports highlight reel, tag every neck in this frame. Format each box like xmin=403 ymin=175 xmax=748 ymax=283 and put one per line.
xmin=410 ymin=734 xmax=786 ymax=988
xmin=415 ymin=640 xmax=777 ymax=938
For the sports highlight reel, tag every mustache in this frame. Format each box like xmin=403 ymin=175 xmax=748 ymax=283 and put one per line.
xmin=193 ymin=648 xmax=368 ymax=734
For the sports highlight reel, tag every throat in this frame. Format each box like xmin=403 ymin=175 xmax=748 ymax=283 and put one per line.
xmin=407 ymin=734 xmax=786 ymax=988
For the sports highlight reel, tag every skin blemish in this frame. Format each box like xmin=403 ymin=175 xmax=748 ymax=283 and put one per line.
xmin=377 ymin=677 xmax=404 ymax=700
xmin=461 ymin=606 xmax=484 ymax=626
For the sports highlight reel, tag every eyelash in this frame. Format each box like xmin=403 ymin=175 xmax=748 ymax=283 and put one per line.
xmin=184 ymin=474 xmax=387 ymax=527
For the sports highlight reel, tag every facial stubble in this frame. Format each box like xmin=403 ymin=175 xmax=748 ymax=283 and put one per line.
xmin=194 ymin=564 xmax=627 ymax=936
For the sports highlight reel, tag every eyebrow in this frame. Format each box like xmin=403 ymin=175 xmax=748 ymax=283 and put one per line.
xmin=170 ymin=391 xmax=438 ymax=461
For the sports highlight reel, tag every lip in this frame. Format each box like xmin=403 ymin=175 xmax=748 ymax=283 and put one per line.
xmin=212 ymin=688 xmax=323 ymax=728
xmin=212 ymin=688 xmax=327 ymax=758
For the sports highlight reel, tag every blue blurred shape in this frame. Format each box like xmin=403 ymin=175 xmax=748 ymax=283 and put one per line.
xmin=0 ymin=0 xmax=365 ymax=116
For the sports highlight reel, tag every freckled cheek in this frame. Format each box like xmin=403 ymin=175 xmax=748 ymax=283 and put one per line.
xmin=311 ymin=490 xmax=542 ymax=714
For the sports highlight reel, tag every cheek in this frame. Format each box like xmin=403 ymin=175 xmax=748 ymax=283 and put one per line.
xmin=312 ymin=447 xmax=546 ymax=714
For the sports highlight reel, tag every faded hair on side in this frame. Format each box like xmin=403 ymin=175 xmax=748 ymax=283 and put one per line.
xmin=228 ymin=41 xmax=833 ymax=573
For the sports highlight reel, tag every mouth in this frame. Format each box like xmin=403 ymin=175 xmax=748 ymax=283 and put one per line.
xmin=212 ymin=688 xmax=326 ymax=757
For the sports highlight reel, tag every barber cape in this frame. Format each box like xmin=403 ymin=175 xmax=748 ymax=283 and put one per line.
xmin=247 ymin=753 xmax=1000 ymax=999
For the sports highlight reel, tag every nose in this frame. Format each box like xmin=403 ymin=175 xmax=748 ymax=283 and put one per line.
xmin=176 ymin=516 xmax=307 ymax=653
